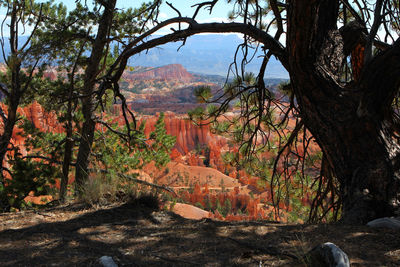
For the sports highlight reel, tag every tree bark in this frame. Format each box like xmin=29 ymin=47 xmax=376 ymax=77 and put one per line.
xmin=0 ymin=97 xmax=19 ymax=178
xmin=60 ymin=84 xmax=74 ymax=202
xmin=286 ymin=0 xmax=400 ymax=223
xmin=0 ymin=2 xmax=22 ymax=180
xmin=74 ymin=0 xmax=117 ymax=191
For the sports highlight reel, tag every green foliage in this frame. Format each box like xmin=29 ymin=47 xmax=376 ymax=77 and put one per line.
xmin=19 ymin=118 xmax=66 ymax=158
xmin=223 ymin=198 xmax=232 ymax=216
xmin=215 ymin=198 xmax=223 ymax=215
xmin=77 ymin=113 xmax=175 ymax=203
xmin=149 ymin=113 xmax=176 ymax=166
xmin=0 ymin=149 xmax=57 ymax=212
xmin=215 ymin=198 xmax=233 ymax=217
xmin=194 ymin=86 xmax=212 ymax=103
xmin=93 ymin=124 xmax=143 ymax=174
xmin=0 ymin=64 xmax=48 ymax=106
xmin=188 ymin=106 xmax=206 ymax=121
xmin=211 ymin=121 xmax=231 ymax=134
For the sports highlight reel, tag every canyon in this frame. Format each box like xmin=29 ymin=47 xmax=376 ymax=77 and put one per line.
xmin=0 ymin=64 xmax=312 ymax=222
xmin=4 ymin=103 xmax=277 ymax=221
xmin=121 ymin=64 xmax=221 ymax=114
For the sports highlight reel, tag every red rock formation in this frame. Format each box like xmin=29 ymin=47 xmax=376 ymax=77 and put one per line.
xmin=142 ymin=161 xmax=241 ymax=188
xmin=0 ymin=102 xmax=63 ymax=148
xmin=166 ymin=202 xmax=211 ymax=220
xmin=141 ymin=112 xmax=228 ymax=155
xmin=17 ymin=102 xmax=64 ymax=133
xmin=0 ymin=100 xmax=316 ymax=222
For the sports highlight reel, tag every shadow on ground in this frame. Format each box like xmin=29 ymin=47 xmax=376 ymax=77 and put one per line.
xmin=0 ymin=199 xmax=399 ymax=266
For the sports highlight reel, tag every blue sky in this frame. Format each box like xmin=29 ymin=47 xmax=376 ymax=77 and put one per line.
xmin=57 ymin=0 xmax=232 ymax=22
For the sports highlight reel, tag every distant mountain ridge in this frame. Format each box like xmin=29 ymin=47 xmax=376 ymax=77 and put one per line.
xmin=1 ymin=35 xmax=288 ymax=78
xmin=123 ymin=64 xmax=195 ymax=83
xmin=129 ymin=34 xmax=288 ymax=78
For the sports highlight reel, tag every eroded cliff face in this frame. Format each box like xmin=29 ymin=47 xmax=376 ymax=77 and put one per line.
xmin=142 ymin=113 xmax=226 ymax=153
xmin=0 ymin=102 xmax=286 ymax=221
xmin=0 ymin=102 xmax=62 ymax=148
xmin=137 ymin=112 xmax=230 ymax=172
xmin=18 ymin=102 xmax=63 ymax=134
xmin=1 ymin=102 xmax=230 ymax=173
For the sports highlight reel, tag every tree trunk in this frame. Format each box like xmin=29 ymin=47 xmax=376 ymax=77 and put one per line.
xmin=74 ymin=0 xmax=116 ymax=191
xmin=0 ymin=2 xmax=21 ymax=179
xmin=75 ymin=111 xmax=96 ymax=191
xmin=301 ymin=99 xmax=400 ymax=223
xmin=335 ymin=118 xmax=400 ymax=223
xmin=0 ymin=100 xmax=19 ymax=179
xmin=60 ymin=102 xmax=73 ymax=202
xmin=0 ymin=55 xmax=21 ymax=180
xmin=287 ymin=0 xmax=400 ymax=223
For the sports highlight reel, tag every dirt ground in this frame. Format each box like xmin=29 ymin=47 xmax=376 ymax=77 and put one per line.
xmin=0 ymin=199 xmax=399 ymax=266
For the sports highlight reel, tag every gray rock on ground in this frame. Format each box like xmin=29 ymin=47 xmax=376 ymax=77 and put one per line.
xmin=305 ymin=242 xmax=350 ymax=267
xmin=367 ymin=217 xmax=400 ymax=229
xmin=99 ymin=256 xmax=118 ymax=267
